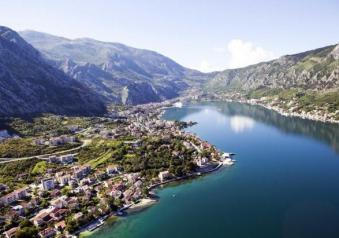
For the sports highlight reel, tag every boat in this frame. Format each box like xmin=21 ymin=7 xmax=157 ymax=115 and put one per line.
xmin=223 ymin=158 xmax=235 ymax=166
xmin=173 ymin=102 xmax=183 ymax=108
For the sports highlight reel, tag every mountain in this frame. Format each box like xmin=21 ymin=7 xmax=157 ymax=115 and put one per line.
xmin=207 ymin=44 xmax=339 ymax=92
xmin=20 ymin=31 xmax=209 ymax=105
xmin=206 ymin=44 xmax=339 ymax=121
xmin=0 ymin=26 xmax=106 ymax=117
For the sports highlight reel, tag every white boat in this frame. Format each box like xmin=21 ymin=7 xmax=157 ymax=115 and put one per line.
xmin=173 ymin=102 xmax=183 ymax=108
xmin=223 ymin=158 xmax=235 ymax=166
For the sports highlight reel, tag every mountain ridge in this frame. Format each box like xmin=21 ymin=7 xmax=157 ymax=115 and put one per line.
xmin=207 ymin=44 xmax=339 ymax=92
xmin=20 ymin=30 xmax=210 ymax=105
xmin=0 ymin=26 xmax=106 ymax=117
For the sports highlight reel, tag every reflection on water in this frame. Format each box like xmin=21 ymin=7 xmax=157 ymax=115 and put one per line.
xmin=92 ymin=101 xmax=339 ymax=238
xmin=229 ymin=116 xmax=255 ymax=133
xmin=166 ymin=101 xmax=339 ymax=152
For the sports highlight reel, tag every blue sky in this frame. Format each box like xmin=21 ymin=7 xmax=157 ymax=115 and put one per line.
xmin=0 ymin=0 xmax=338 ymax=72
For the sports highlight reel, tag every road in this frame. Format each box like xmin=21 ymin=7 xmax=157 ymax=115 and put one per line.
xmin=0 ymin=139 xmax=91 ymax=164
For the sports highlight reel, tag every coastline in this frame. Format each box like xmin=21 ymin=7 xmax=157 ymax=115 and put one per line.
xmin=247 ymin=101 xmax=339 ymax=124
xmin=76 ymin=103 xmax=235 ymax=237
xmin=196 ymin=98 xmax=339 ymax=124
xmin=126 ymin=198 xmax=158 ymax=213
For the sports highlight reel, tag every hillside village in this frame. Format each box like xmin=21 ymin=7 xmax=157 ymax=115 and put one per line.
xmin=0 ymin=102 xmax=234 ymax=238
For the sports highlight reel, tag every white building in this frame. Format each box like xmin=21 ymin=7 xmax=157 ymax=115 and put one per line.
xmin=56 ymin=174 xmax=71 ymax=186
xmin=195 ymin=157 xmax=209 ymax=167
xmin=0 ymin=187 xmax=28 ymax=205
xmin=158 ymin=171 xmax=170 ymax=182
xmin=59 ymin=155 xmax=74 ymax=164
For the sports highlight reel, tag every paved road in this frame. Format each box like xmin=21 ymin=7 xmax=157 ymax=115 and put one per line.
xmin=0 ymin=139 xmax=91 ymax=164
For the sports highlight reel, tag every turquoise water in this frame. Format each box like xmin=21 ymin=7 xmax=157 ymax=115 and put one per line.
xmin=91 ymin=101 xmax=339 ymax=238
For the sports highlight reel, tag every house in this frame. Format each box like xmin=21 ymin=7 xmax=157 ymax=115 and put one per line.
xmin=56 ymin=174 xmax=71 ymax=186
xmin=66 ymin=197 xmax=79 ymax=210
xmin=123 ymin=189 xmax=134 ymax=202
xmin=49 ymin=155 xmax=74 ymax=164
xmin=34 ymin=138 xmax=46 ymax=146
xmin=134 ymin=180 xmax=143 ymax=188
xmin=41 ymin=178 xmax=55 ymax=190
xmin=1 ymin=193 xmax=17 ymax=205
xmin=123 ymin=140 xmax=141 ymax=148
xmin=54 ymin=220 xmax=66 ymax=231
xmin=31 ymin=211 xmax=53 ymax=227
xmin=106 ymin=166 xmax=118 ymax=176
xmin=72 ymin=165 xmax=91 ymax=180
xmin=109 ymin=189 xmax=122 ymax=199
xmin=195 ymin=157 xmax=209 ymax=167
xmin=48 ymin=156 xmax=58 ymax=163
xmin=19 ymin=201 xmax=34 ymax=211
xmin=50 ymin=189 xmax=61 ymax=198
xmin=103 ymin=180 xmax=113 ymax=188
xmin=12 ymin=205 xmax=24 ymax=216
xmin=0 ymin=187 xmax=28 ymax=205
xmin=158 ymin=171 xmax=170 ymax=182
xmin=50 ymin=197 xmax=66 ymax=209
xmin=39 ymin=227 xmax=56 ymax=238
xmin=50 ymin=208 xmax=68 ymax=221
xmin=125 ymin=173 xmax=139 ymax=183
xmin=95 ymin=172 xmax=107 ymax=181
xmin=183 ymin=141 xmax=193 ymax=150
xmin=3 ymin=227 xmax=18 ymax=238
xmin=73 ymin=212 xmax=83 ymax=221
xmin=50 ymin=135 xmax=76 ymax=146
xmin=59 ymin=154 xmax=74 ymax=164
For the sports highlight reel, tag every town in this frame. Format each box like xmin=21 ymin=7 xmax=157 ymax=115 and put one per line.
xmin=0 ymin=101 xmax=235 ymax=238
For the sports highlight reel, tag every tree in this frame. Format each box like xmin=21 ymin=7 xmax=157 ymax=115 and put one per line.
xmin=40 ymin=198 xmax=49 ymax=208
xmin=19 ymin=219 xmax=33 ymax=228
xmin=16 ymin=227 xmax=38 ymax=238
xmin=174 ymin=166 xmax=184 ymax=177
xmin=65 ymin=217 xmax=78 ymax=233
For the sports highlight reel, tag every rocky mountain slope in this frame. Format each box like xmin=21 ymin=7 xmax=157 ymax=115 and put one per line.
xmin=207 ymin=44 xmax=339 ymax=92
xmin=20 ymin=31 xmax=209 ymax=105
xmin=0 ymin=26 xmax=106 ymax=117
xmin=206 ymin=44 xmax=339 ymax=121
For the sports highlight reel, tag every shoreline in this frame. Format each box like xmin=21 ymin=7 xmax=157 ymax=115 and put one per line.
xmin=126 ymin=198 xmax=158 ymax=213
xmin=77 ymin=103 xmax=234 ymax=237
xmin=248 ymin=101 xmax=339 ymax=124
xmin=78 ymin=161 xmax=231 ymax=237
xmin=196 ymin=98 xmax=339 ymax=124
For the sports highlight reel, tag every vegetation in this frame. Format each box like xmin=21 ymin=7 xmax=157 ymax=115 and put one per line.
xmin=0 ymin=159 xmax=39 ymax=189
xmin=2 ymin=115 xmax=106 ymax=137
xmin=77 ymin=136 xmax=199 ymax=181
xmin=16 ymin=219 xmax=39 ymax=238
xmin=31 ymin=161 xmax=47 ymax=175
xmin=246 ymin=88 xmax=339 ymax=115
xmin=0 ymin=138 xmax=80 ymax=158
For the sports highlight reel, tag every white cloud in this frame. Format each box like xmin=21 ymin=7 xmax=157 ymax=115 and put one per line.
xmin=197 ymin=60 xmax=220 ymax=73
xmin=212 ymin=47 xmax=227 ymax=53
xmin=227 ymin=39 xmax=275 ymax=68
xmin=193 ymin=39 xmax=274 ymax=72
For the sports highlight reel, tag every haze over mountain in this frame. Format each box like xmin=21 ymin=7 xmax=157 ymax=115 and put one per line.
xmin=0 ymin=26 xmax=106 ymax=117
xmin=20 ymin=30 xmax=209 ymax=105
xmin=0 ymin=25 xmax=338 ymax=118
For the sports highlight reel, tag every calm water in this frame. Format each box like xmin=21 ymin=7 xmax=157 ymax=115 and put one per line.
xmin=92 ymin=101 xmax=339 ymax=238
